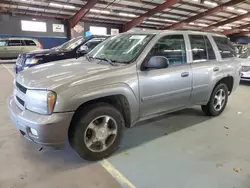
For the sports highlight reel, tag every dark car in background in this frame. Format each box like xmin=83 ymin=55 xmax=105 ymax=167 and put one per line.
xmin=15 ymin=35 xmax=108 ymax=73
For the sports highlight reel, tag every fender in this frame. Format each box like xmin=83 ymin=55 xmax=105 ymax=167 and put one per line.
xmin=55 ymin=83 xmax=140 ymax=126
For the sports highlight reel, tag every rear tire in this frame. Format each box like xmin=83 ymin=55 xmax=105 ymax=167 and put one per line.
xmin=201 ymin=83 xmax=228 ymax=116
xmin=69 ymin=103 xmax=124 ymax=161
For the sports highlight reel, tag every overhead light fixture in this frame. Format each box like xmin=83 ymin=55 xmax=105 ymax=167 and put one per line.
xmin=189 ymin=22 xmax=195 ymax=25
xmin=49 ymin=3 xmax=75 ymax=9
xmin=242 ymin=29 xmax=249 ymax=31
xmin=198 ymin=23 xmax=209 ymax=27
xmin=204 ymin=1 xmax=218 ymax=6
xmin=218 ymin=26 xmax=232 ymax=30
xmin=165 ymin=19 xmax=177 ymax=23
xmin=64 ymin=5 xmax=75 ymax=9
xmin=227 ymin=7 xmax=234 ymax=10
xmin=148 ymin=17 xmax=161 ymax=21
xmin=49 ymin=3 xmax=63 ymax=7
xmin=119 ymin=12 xmax=136 ymax=17
xmin=90 ymin=9 xmax=110 ymax=14
xmin=237 ymin=9 xmax=248 ymax=13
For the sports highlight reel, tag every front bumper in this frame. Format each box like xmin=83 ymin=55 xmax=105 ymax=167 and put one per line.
xmin=241 ymin=71 xmax=250 ymax=81
xmin=8 ymin=95 xmax=74 ymax=148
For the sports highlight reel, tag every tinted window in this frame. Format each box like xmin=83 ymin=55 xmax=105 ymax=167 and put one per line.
xmin=146 ymin=35 xmax=186 ymax=66
xmin=204 ymin=36 xmax=216 ymax=60
xmin=24 ymin=40 xmax=36 ymax=46
xmin=0 ymin=40 xmax=7 ymax=46
xmin=213 ymin=36 xmax=236 ymax=58
xmin=57 ymin=37 xmax=85 ymax=50
xmin=8 ymin=40 xmax=22 ymax=46
xmin=189 ymin=35 xmax=207 ymax=61
xmin=189 ymin=35 xmax=216 ymax=61
xmin=85 ymin=39 xmax=105 ymax=51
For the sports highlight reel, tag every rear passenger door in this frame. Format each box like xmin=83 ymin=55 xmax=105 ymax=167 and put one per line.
xmin=7 ymin=40 xmax=23 ymax=58
xmin=188 ymin=34 xmax=224 ymax=104
xmin=23 ymin=40 xmax=38 ymax=52
xmin=138 ymin=34 xmax=192 ymax=117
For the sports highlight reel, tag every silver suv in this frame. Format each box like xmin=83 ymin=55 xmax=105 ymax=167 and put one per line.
xmin=8 ymin=30 xmax=241 ymax=160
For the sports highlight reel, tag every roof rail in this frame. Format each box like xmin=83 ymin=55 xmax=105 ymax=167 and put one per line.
xmin=172 ymin=28 xmax=223 ymax=35
xmin=173 ymin=28 xmax=205 ymax=32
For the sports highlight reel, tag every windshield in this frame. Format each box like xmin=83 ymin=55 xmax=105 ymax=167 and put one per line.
xmin=88 ymin=34 xmax=154 ymax=64
xmin=56 ymin=37 xmax=85 ymax=50
xmin=239 ymin=48 xmax=250 ymax=59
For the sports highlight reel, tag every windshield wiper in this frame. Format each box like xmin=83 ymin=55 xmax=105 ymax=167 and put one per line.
xmin=91 ymin=57 xmax=115 ymax=66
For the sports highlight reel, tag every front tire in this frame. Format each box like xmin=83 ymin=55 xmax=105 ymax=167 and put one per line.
xmin=201 ymin=83 xmax=228 ymax=116
xmin=69 ymin=103 xmax=124 ymax=161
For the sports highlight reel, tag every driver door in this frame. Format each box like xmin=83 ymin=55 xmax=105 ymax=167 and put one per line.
xmin=138 ymin=34 xmax=192 ymax=117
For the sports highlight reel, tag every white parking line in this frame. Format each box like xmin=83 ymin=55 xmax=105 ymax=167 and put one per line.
xmin=2 ymin=64 xmax=14 ymax=76
xmin=2 ymin=64 xmax=136 ymax=188
xmin=100 ymin=159 xmax=136 ymax=188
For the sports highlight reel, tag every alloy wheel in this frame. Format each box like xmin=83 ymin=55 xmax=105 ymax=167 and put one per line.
xmin=84 ymin=116 xmax=118 ymax=152
xmin=213 ymin=89 xmax=226 ymax=111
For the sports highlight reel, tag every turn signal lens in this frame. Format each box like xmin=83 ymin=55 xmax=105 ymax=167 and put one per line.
xmin=47 ymin=92 xmax=57 ymax=114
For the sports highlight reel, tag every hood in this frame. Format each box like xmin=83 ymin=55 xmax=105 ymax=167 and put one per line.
xmin=16 ymin=58 xmax=116 ymax=90
xmin=239 ymin=58 xmax=250 ymax=66
xmin=24 ymin=48 xmax=69 ymax=58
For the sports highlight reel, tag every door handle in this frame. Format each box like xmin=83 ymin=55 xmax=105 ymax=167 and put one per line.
xmin=181 ymin=72 xmax=189 ymax=77
xmin=213 ymin=67 xmax=219 ymax=72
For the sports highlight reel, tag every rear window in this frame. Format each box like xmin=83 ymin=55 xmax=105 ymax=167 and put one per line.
xmin=8 ymin=40 xmax=23 ymax=46
xmin=24 ymin=40 xmax=36 ymax=46
xmin=0 ymin=40 xmax=7 ymax=46
xmin=213 ymin=36 xmax=236 ymax=58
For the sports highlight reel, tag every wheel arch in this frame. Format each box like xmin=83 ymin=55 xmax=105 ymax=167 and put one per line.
xmin=214 ymin=76 xmax=234 ymax=95
xmin=67 ymin=84 xmax=139 ymax=137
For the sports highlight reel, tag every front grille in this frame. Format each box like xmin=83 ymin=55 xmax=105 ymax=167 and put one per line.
xmin=16 ymin=96 xmax=25 ymax=106
xmin=241 ymin=66 xmax=250 ymax=72
xmin=16 ymin=82 xmax=27 ymax=94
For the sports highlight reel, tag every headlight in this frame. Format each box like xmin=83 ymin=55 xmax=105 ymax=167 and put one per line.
xmin=25 ymin=58 xmax=39 ymax=65
xmin=25 ymin=90 xmax=57 ymax=115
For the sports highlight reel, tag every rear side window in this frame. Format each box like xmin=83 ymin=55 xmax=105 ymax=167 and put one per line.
xmin=0 ymin=40 xmax=7 ymax=46
xmin=189 ymin=35 xmax=207 ymax=61
xmin=24 ymin=40 xmax=36 ymax=46
xmin=146 ymin=34 xmax=187 ymax=66
xmin=204 ymin=36 xmax=216 ymax=60
xmin=189 ymin=35 xmax=216 ymax=61
xmin=8 ymin=40 xmax=22 ymax=46
xmin=213 ymin=36 xmax=236 ymax=58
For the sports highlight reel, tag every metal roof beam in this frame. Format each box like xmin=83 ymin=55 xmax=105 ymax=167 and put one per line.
xmin=163 ymin=0 xmax=245 ymax=30
xmin=223 ymin=23 xmax=250 ymax=35
xmin=124 ymin=0 xmax=181 ymax=31
xmin=2 ymin=8 xmax=68 ymax=19
xmin=70 ymin=0 xmax=99 ymax=28
xmin=233 ymin=31 xmax=250 ymax=36
xmin=206 ymin=12 xmax=250 ymax=30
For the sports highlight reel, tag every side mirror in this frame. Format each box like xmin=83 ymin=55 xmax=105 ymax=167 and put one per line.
xmin=78 ymin=45 xmax=88 ymax=54
xmin=144 ymin=56 xmax=169 ymax=70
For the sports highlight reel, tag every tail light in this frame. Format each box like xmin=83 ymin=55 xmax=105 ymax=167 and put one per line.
xmin=38 ymin=40 xmax=43 ymax=49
